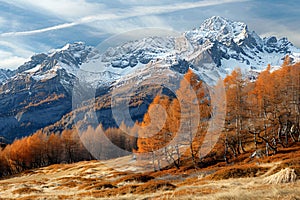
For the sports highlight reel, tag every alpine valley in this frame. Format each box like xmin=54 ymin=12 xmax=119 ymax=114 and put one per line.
xmin=1 ymin=16 xmax=300 ymax=141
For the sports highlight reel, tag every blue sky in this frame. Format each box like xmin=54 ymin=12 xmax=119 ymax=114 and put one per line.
xmin=0 ymin=0 xmax=300 ymax=69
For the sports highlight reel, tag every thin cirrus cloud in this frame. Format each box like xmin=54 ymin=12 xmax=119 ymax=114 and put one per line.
xmin=0 ymin=0 xmax=106 ymax=19
xmin=0 ymin=14 xmax=118 ymax=37
xmin=0 ymin=0 xmax=249 ymax=37
xmin=0 ymin=40 xmax=35 ymax=69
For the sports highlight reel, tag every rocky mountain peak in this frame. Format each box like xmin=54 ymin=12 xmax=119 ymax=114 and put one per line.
xmin=185 ymin=16 xmax=250 ymax=45
xmin=200 ymin=16 xmax=247 ymax=33
xmin=49 ymin=42 xmax=89 ymax=56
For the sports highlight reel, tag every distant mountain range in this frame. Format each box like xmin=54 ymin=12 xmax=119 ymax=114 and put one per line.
xmin=1 ymin=16 xmax=300 ymax=141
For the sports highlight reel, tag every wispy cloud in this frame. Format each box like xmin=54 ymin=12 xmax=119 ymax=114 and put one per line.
xmin=0 ymin=0 xmax=248 ymax=37
xmin=131 ymin=0 xmax=249 ymax=14
xmin=0 ymin=41 xmax=33 ymax=56
xmin=1 ymin=23 xmax=77 ymax=37
xmin=0 ymin=41 xmax=34 ymax=69
xmin=0 ymin=55 xmax=29 ymax=69
xmin=1 ymin=0 xmax=106 ymax=19
xmin=0 ymin=16 xmax=7 ymax=26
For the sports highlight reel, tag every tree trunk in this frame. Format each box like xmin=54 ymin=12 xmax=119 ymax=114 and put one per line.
xmin=224 ymin=136 xmax=229 ymax=164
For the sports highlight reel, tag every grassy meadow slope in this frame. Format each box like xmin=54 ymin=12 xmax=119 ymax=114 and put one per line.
xmin=0 ymin=145 xmax=299 ymax=200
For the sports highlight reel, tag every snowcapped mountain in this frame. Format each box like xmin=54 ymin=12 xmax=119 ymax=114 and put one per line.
xmin=1 ymin=16 xmax=300 ymax=141
xmin=0 ymin=42 xmax=95 ymax=141
xmin=78 ymin=16 xmax=300 ymax=85
xmin=2 ymin=16 xmax=299 ymax=87
xmin=186 ymin=16 xmax=299 ymax=72
xmin=17 ymin=42 xmax=92 ymax=80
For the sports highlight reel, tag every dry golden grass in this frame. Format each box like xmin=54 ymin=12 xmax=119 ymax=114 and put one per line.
xmin=264 ymin=168 xmax=297 ymax=184
xmin=114 ymin=173 xmax=155 ymax=184
xmin=77 ymin=179 xmax=99 ymax=190
xmin=77 ymin=184 xmax=140 ymax=198
xmin=15 ymin=195 xmax=42 ymax=200
xmin=58 ymin=180 xmax=79 ymax=188
xmin=77 ymin=180 xmax=175 ymax=198
xmin=82 ymin=181 xmax=116 ymax=190
xmin=12 ymin=187 xmax=42 ymax=195
xmin=20 ymin=169 xmax=38 ymax=176
xmin=257 ymin=145 xmax=300 ymax=177
xmin=43 ymin=163 xmax=69 ymax=172
xmin=134 ymin=180 xmax=176 ymax=194
xmin=170 ymin=186 xmax=219 ymax=197
xmin=193 ymin=184 xmax=300 ymax=200
xmin=1 ymin=145 xmax=300 ymax=200
xmin=110 ymin=171 xmax=129 ymax=178
xmin=209 ymin=164 xmax=268 ymax=180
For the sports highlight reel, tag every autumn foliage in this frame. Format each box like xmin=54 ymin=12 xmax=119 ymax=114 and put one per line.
xmin=0 ymin=125 xmax=137 ymax=177
xmin=0 ymin=58 xmax=299 ymax=177
xmin=136 ymin=59 xmax=300 ymax=169
xmin=223 ymin=57 xmax=300 ymax=161
xmin=137 ymin=69 xmax=211 ymax=169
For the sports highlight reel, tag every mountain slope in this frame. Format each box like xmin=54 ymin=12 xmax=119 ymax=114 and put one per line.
xmin=0 ymin=43 xmax=93 ymax=141
xmin=0 ymin=145 xmax=300 ymax=199
xmin=0 ymin=69 xmax=14 ymax=84
xmin=0 ymin=16 xmax=300 ymax=140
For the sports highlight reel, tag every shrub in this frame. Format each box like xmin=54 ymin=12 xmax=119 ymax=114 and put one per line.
xmin=264 ymin=168 xmax=297 ymax=184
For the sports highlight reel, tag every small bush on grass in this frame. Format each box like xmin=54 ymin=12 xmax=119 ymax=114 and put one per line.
xmin=264 ymin=168 xmax=297 ymax=184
